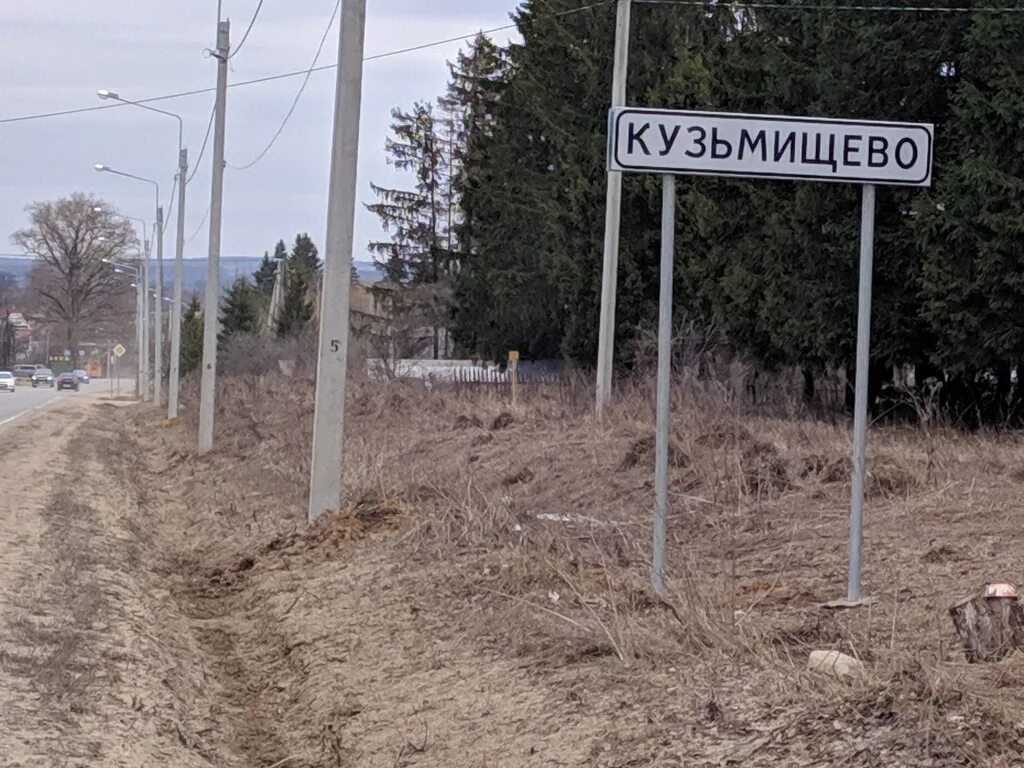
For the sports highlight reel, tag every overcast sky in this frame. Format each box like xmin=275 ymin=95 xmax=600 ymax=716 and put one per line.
xmin=0 ymin=0 xmax=521 ymax=263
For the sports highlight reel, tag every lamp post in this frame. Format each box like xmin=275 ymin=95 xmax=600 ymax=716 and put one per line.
xmin=102 ymin=255 xmax=144 ymax=397
xmin=98 ymin=90 xmax=187 ymax=420
xmin=95 ymin=163 xmax=164 ymax=407
xmin=98 ymin=208 xmax=151 ymax=400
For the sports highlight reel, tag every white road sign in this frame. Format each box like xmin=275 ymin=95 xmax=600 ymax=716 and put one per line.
xmin=113 ymin=344 xmax=126 ymax=358
xmin=609 ymin=108 xmax=933 ymax=187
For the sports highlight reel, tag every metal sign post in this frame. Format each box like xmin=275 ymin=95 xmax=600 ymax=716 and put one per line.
xmin=651 ymin=175 xmax=675 ymax=594
xmin=608 ymin=107 xmax=933 ymax=595
xmin=846 ymin=184 xmax=876 ymax=604
xmin=508 ymin=350 xmax=520 ymax=405
xmin=113 ymin=343 xmax=126 ymax=398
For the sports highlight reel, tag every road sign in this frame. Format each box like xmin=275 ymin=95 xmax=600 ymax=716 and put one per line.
xmin=113 ymin=344 xmax=126 ymax=358
xmin=609 ymin=108 xmax=934 ymax=187
xmin=508 ymin=350 xmax=519 ymax=362
xmin=611 ymin=106 xmax=931 ymax=602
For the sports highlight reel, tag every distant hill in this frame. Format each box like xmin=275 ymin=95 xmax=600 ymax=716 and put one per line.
xmin=0 ymin=256 xmax=383 ymax=293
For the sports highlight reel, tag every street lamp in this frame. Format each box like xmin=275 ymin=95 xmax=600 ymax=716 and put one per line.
xmin=98 ymin=89 xmax=188 ymax=421
xmin=98 ymin=210 xmax=152 ymax=401
xmin=101 ymin=255 xmax=145 ymax=395
xmin=95 ymin=162 xmax=165 ymax=408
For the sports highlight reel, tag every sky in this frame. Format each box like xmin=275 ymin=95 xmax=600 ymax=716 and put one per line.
xmin=0 ymin=0 xmax=522 ymax=263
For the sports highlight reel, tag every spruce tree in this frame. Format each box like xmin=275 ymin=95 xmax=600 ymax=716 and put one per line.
xmin=218 ymin=277 xmax=262 ymax=349
xmin=179 ymin=296 xmax=204 ymax=374
xmin=918 ymin=10 xmax=1024 ymax=418
xmin=253 ymin=252 xmax=278 ymax=297
xmin=277 ymin=268 xmax=314 ymax=337
xmin=368 ymin=102 xmax=458 ymax=357
xmin=291 ymin=233 xmax=321 ymax=275
xmin=276 ymin=234 xmax=319 ymax=337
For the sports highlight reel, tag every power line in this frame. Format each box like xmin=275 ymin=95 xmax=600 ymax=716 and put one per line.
xmin=635 ymin=0 xmax=1024 ymax=11
xmin=187 ymin=103 xmax=216 ymax=184
xmin=0 ymin=1 xmax=614 ymax=127
xmin=229 ymin=0 xmax=341 ymax=170
xmin=229 ymin=0 xmax=267 ymax=60
xmin=186 ymin=205 xmax=211 ymax=244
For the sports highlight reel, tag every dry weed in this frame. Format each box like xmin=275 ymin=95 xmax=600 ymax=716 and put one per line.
xmin=98 ymin=369 xmax=1024 ymax=766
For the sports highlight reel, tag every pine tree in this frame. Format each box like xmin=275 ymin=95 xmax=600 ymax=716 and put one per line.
xmin=291 ymin=233 xmax=320 ymax=276
xmin=179 ymin=296 xmax=204 ymax=374
xmin=368 ymin=102 xmax=459 ymax=357
xmin=253 ymin=252 xmax=278 ymax=297
xmin=439 ymin=34 xmax=506 ymax=258
xmin=277 ymin=269 xmax=314 ymax=337
xmin=276 ymin=234 xmax=319 ymax=337
xmin=448 ymin=0 xmax=964 ymax=378
xmin=918 ymin=10 xmax=1024 ymax=420
xmin=219 ymin=277 xmax=262 ymax=349
xmin=451 ymin=0 xmax=622 ymax=360
xmin=368 ymin=102 xmax=450 ymax=285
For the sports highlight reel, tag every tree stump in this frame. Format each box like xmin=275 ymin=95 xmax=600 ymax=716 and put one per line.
xmin=949 ymin=592 xmax=1024 ymax=663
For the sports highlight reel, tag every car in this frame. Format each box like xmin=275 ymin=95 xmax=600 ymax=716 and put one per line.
xmin=12 ymin=364 xmax=40 ymax=378
xmin=0 ymin=371 xmax=14 ymax=393
xmin=56 ymin=372 xmax=79 ymax=391
xmin=31 ymin=368 xmax=55 ymax=388
xmin=72 ymin=369 xmax=90 ymax=384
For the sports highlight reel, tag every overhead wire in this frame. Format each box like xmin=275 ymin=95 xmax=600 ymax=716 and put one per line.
xmin=186 ymin=206 xmax=211 ymax=244
xmin=229 ymin=0 xmax=267 ymax=59
xmin=635 ymin=0 xmax=1024 ymax=11
xmin=229 ymin=0 xmax=341 ymax=170
xmin=187 ymin=103 xmax=216 ymax=184
xmin=0 ymin=1 xmax=614 ymax=127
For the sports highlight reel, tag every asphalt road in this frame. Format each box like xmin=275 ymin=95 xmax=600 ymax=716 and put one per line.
xmin=0 ymin=379 xmax=133 ymax=429
xmin=0 ymin=382 xmax=64 ymax=428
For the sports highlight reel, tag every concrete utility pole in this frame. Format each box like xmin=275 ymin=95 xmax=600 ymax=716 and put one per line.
xmin=169 ymin=148 xmax=188 ymax=419
xmin=135 ymin=261 xmax=144 ymax=397
xmin=595 ymin=0 xmax=633 ymax=415
xmin=308 ymin=0 xmax=367 ymax=521
xmin=265 ymin=257 xmax=285 ymax=334
xmin=198 ymin=19 xmax=230 ymax=454
xmin=142 ymin=237 xmax=151 ymax=401
xmin=154 ymin=205 xmax=164 ymax=408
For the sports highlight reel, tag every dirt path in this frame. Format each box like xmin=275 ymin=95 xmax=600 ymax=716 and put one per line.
xmin=0 ymin=396 xmax=215 ymax=767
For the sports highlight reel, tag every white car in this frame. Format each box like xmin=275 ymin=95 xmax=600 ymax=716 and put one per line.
xmin=0 ymin=371 xmax=14 ymax=392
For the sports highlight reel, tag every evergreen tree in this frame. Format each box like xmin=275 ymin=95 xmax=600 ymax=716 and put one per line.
xmin=277 ymin=268 xmax=314 ymax=337
xmin=452 ymin=0 xmax=626 ymax=360
xmin=276 ymin=234 xmax=319 ymax=337
xmin=918 ymin=10 xmax=1024 ymax=420
xmin=449 ymin=0 xmax=964 ymax=378
xmin=440 ymin=34 xmax=506 ymax=258
xmin=253 ymin=252 xmax=278 ymax=297
xmin=219 ymin=277 xmax=262 ymax=349
xmin=179 ymin=296 xmax=204 ymax=374
xmin=368 ymin=102 xmax=451 ymax=285
xmin=291 ymin=233 xmax=320 ymax=276
xmin=369 ymin=102 xmax=459 ymax=357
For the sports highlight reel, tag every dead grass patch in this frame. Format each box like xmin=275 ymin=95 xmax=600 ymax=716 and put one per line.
xmin=95 ymin=371 xmax=1024 ymax=766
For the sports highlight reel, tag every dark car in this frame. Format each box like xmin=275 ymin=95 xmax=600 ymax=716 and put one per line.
xmin=73 ymin=369 xmax=90 ymax=384
xmin=56 ymin=372 xmax=79 ymax=391
xmin=31 ymin=368 xmax=55 ymax=388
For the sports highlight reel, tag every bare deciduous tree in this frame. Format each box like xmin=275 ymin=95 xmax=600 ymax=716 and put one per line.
xmin=12 ymin=193 xmax=136 ymax=367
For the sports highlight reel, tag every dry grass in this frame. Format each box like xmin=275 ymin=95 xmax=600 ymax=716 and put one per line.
xmin=99 ymin=370 xmax=1024 ymax=766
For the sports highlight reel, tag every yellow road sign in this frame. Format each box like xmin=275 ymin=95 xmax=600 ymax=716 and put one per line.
xmin=113 ymin=344 xmax=127 ymax=358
